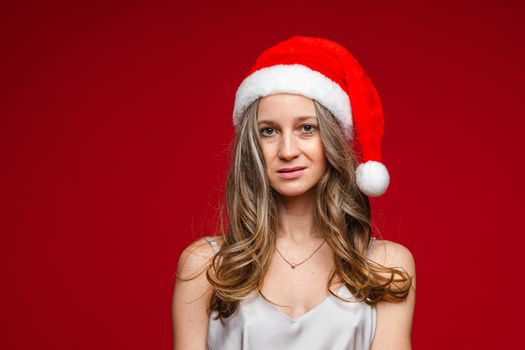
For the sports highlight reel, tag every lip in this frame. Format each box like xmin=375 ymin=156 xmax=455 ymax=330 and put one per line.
xmin=278 ymin=166 xmax=306 ymax=173
xmin=276 ymin=167 xmax=306 ymax=179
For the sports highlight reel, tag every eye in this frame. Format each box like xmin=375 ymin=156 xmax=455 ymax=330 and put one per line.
xmin=260 ymin=127 xmax=275 ymax=137
xmin=302 ymin=124 xmax=318 ymax=134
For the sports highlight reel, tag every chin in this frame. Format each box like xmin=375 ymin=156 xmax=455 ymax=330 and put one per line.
xmin=270 ymin=182 xmax=317 ymax=198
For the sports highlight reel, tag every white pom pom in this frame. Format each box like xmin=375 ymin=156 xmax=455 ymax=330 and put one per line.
xmin=355 ymin=161 xmax=390 ymax=197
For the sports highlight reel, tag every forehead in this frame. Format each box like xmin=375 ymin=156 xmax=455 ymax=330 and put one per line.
xmin=257 ymin=93 xmax=316 ymax=122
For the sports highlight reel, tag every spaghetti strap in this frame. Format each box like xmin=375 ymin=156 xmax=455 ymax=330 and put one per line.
xmin=203 ymin=236 xmax=220 ymax=254
xmin=367 ymin=236 xmax=376 ymax=258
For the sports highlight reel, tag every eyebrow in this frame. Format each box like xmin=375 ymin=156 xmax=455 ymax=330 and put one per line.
xmin=258 ymin=116 xmax=317 ymax=125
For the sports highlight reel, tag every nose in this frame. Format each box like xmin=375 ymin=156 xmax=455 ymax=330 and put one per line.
xmin=277 ymin=131 xmax=300 ymax=160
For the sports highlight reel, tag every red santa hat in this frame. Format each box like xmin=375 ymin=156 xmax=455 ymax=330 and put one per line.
xmin=232 ymin=35 xmax=390 ymax=197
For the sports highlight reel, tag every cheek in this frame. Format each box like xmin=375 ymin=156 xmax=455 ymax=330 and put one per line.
xmin=309 ymin=142 xmax=326 ymax=164
xmin=261 ymin=146 xmax=272 ymax=164
xmin=317 ymin=156 xmax=327 ymax=174
xmin=260 ymin=145 xmax=274 ymax=174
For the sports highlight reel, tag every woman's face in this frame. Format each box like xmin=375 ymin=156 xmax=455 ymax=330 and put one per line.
xmin=257 ymin=93 xmax=326 ymax=198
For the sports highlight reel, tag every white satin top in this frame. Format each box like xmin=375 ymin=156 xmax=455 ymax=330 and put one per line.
xmin=204 ymin=236 xmax=377 ymax=350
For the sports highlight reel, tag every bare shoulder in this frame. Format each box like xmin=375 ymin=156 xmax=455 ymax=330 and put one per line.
xmin=369 ymin=239 xmax=417 ymax=349
xmin=176 ymin=235 xmax=224 ymax=280
xmin=172 ymin=235 xmax=225 ymax=350
xmin=369 ymin=238 xmax=416 ymax=284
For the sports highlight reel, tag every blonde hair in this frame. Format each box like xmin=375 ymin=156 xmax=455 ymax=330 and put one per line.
xmin=194 ymin=97 xmax=412 ymax=323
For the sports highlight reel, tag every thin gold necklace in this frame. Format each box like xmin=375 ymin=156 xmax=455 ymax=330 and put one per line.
xmin=275 ymin=239 xmax=326 ymax=269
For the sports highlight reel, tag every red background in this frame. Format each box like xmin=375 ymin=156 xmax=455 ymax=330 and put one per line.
xmin=1 ymin=1 xmax=524 ymax=349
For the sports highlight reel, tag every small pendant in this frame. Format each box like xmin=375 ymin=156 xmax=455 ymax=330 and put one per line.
xmin=291 ymin=263 xmax=296 ymax=269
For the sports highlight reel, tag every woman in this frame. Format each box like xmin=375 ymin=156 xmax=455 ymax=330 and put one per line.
xmin=172 ymin=35 xmax=416 ymax=350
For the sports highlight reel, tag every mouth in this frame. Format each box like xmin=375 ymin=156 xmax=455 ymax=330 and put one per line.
xmin=277 ymin=166 xmax=306 ymax=173
xmin=276 ymin=167 xmax=306 ymax=179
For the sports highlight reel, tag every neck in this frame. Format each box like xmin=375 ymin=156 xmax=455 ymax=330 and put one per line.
xmin=276 ymin=189 xmax=322 ymax=243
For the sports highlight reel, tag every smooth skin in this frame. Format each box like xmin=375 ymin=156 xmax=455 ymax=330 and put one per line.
xmin=172 ymin=93 xmax=416 ymax=350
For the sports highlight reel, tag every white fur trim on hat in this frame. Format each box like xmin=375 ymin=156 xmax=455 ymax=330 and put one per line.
xmin=233 ymin=64 xmax=353 ymax=139
xmin=355 ymin=160 xmax=390 ymax=197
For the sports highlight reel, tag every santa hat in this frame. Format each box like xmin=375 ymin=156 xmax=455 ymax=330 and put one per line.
xmin=232 ymin=35 xmax=390 ymax=197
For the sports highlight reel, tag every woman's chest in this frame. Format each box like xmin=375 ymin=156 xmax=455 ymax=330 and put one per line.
xmin=258 ymin=249 xmax=341 ymax=320
xmin=208 ymin=287 xmax=376 ymax=350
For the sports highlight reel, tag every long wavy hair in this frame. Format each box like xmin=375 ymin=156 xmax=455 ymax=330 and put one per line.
xmin=203 ymin=97 xmax=412 ymax=324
